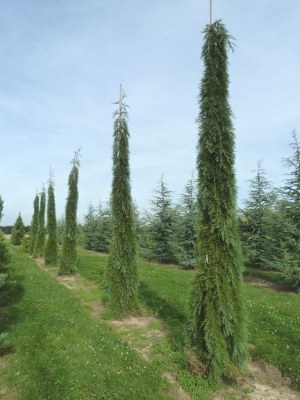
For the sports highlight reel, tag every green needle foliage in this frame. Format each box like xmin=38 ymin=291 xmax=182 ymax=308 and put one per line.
xmin=11 ymin=213 xmax=25 ymax=246
xmin=33 ymin=189 xmax=46 ymax=257
xmin=239 ymin=161 xmax=276 ymax=269
xmin=0 ymin=197 xmax=10 ymax=268
xmin=148 ymin=178 xmax=178 ymax=264
xmin=59 ymin=152 xmax=80 ymax=275
xmin=189 ymin=21 xmax=247 ymax=383
xmin=29 ymin=194 xmax=39 ymax=254
xmin=0 ymin=196 xmax=3 ymax=222
xmin=105 ymin=86 xmax=139 ymax=316
xmin=44 ymin=173 xmax=58 ymax=265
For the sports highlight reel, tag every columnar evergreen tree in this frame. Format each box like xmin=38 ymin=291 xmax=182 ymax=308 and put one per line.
xmin=59 ymin=152 xmax=80 ymax=275
xmin=177 ymin=176 xmax=199 ymax=268
xmin=29 ymin=194 xmax=39 ymax=254
xmin=239 ymin=162 xmax=276 ymax=268
xmin=33 ymin=189 xmax=46 ymax=257
xmin=105 ymin=86 xmax=139 ymax=315
xmin=44 ymin=173 xmax=58 ymax=265
xmin=11 ymin=213 xmax=25 ymax=245
xmin=148 ymin=178 xmax=178 ymax=264
xmin=189 ymin=21 xmax=247 ymax=382
xmin=0 ymin=196 xmax=3 ymax=222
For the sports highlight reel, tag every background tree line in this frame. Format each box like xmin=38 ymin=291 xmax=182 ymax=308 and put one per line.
xmin=81 ymin=132 xmax=300 ymax=290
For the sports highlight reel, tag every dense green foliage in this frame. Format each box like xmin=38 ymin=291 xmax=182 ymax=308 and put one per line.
xmin=239 ymin=132 xmax=300 ymax=290
xmin=83 ymin=202 xmax=111 ymax=253
xmin=20 ymin=235 xmax=30 ymax=253
xmin=176 ymin=176 xmax=198 ymax=268
xmin=44 ymin=179 xmax=58 ymax=265
xmin=105 ymin=88 xmax=139 ymax=316
xmin=0 ymin=195 xmax=3 ymax=222
xmin=29 ymin=194 xmax=39 ymax=254
xmin=239 ymin=162 xmax=276 ymax=268
xmin=0 ymin=230 xmax=10 ymax=269
xmin=11 ymin=213 xmax=25 ymax=246
xmin=59 ymin=153 xmax=80 ymax=274
xmin=274 ymin=132 xmax=300 ymax=289
xmin=33 ymin=190 xmax=46 ymax=257
xmin=145 ymin=179 xmax=178 ymax=264
xmin=0 ymin=197 xmax=10 ymax=352
xmin=56 ymin=215 xmax=65 ymax=245
xmin=190 ymin=21 xmax=247 ymax=382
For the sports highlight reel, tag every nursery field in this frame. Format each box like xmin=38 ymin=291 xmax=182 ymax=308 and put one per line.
xmin=0 ymin=245 xmax=300 ymax=400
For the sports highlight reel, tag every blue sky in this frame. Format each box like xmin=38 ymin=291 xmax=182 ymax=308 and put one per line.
xmin=0 ymin=0 xmax=299 ymax=225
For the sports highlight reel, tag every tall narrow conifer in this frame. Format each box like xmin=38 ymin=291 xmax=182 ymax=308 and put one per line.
xmin=33 ymin=189 xmax=46 ymax=257
xmin=29 ymin=194 xmax=39 ymax=254
xmin=59 ymin=152 xmax=80 ymax=275
xmin=189 ymin=21 xmax=247 ymax=382
xmin=44 ymin=172 xmax=58 ymax=265
xmin=105 ymin=86 xmax=139 ymax=315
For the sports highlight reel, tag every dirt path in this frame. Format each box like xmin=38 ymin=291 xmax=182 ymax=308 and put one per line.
xmin=215 ymin=360 xmax=300 ymax=400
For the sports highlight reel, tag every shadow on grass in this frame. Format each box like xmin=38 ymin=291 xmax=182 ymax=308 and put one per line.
xmin=139 ymin=281 xmax=188 ymax=344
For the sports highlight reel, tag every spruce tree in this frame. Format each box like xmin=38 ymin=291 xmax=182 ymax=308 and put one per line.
xmin=59 ymin=152 xmax=80 ymax=275
xmin=11 ymin=213 xmax=25 ymax=246
xmin=275 ymin=131 xmax=300 ymax=289
xmin=177 ymin=176 xmax=199 ymax=269
xmin=148 ymin=178 xmax=178 ymax=264
xmin=239 ymin=162 xmax=276 ymax=268
xmin=83 ymin=202 xmax=111 ymax=253
xmin=29 ymin=194 xmax=39 ymax=254
xmin=105 ymin=86 xmax=139 ymax=315
xmin=44 ymin=174 xmax=58 ymax=265
xmin=189 ymin=21 xmax=247 ymax=382
xmin=33 ymin=189 xmax=46 ymax=257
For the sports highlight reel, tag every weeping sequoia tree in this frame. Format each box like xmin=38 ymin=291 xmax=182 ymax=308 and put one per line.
xmin=33 ymin=188 xmax=46 ymax=257
xmin=44 ymin=172 xmax=58 ymax=265
xmin=29 ymin=194 xmax=39 ymax=254
xmin=189 ymin=21 xmax=247 ymax=382
xmin=105 ymin=86 xmax=139 ymax=315
xmin=59 ymin=152 xmax=80 ymax=275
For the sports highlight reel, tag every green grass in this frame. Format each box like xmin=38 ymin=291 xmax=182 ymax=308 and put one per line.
xmin=0 ymin=247 xmax=172 ymax=400
xmin=244 ymin=267 xmax=282 ymax=284
xmin=77 ymin=248 xmax=300 ymax=391
xmin=2 ymin=246 xmax=300 ymax=399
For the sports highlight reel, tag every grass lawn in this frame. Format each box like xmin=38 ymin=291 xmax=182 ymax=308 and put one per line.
xmin=0 ymin=247 xmax=172 ymax=400
xmin=1 ymin=246 xmax=299 ymax=399
xmin=77 ymin=248 xmax=300 ymax=391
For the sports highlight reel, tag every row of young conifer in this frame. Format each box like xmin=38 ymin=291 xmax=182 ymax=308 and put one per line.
xmin=80 ymin=130 xmax=300 ymax=291
xmin=10 ymin=153 xmax=81 ymax=276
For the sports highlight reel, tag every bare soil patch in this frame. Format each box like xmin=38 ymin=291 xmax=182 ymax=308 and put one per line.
xmin=215 ymin=360 xmax=300 ymax=400
xmin=34 ymin=257 xmax=44 ymax=267
xmin=110 ymin=315 xmax=166 ymax=360
xmin=164 ymin=372 xmax=192 ymax=400
xmin=0 ymin=356 xmax=17 ymax=400
xmin=83 ymin=300 xmax=105 ymax=317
